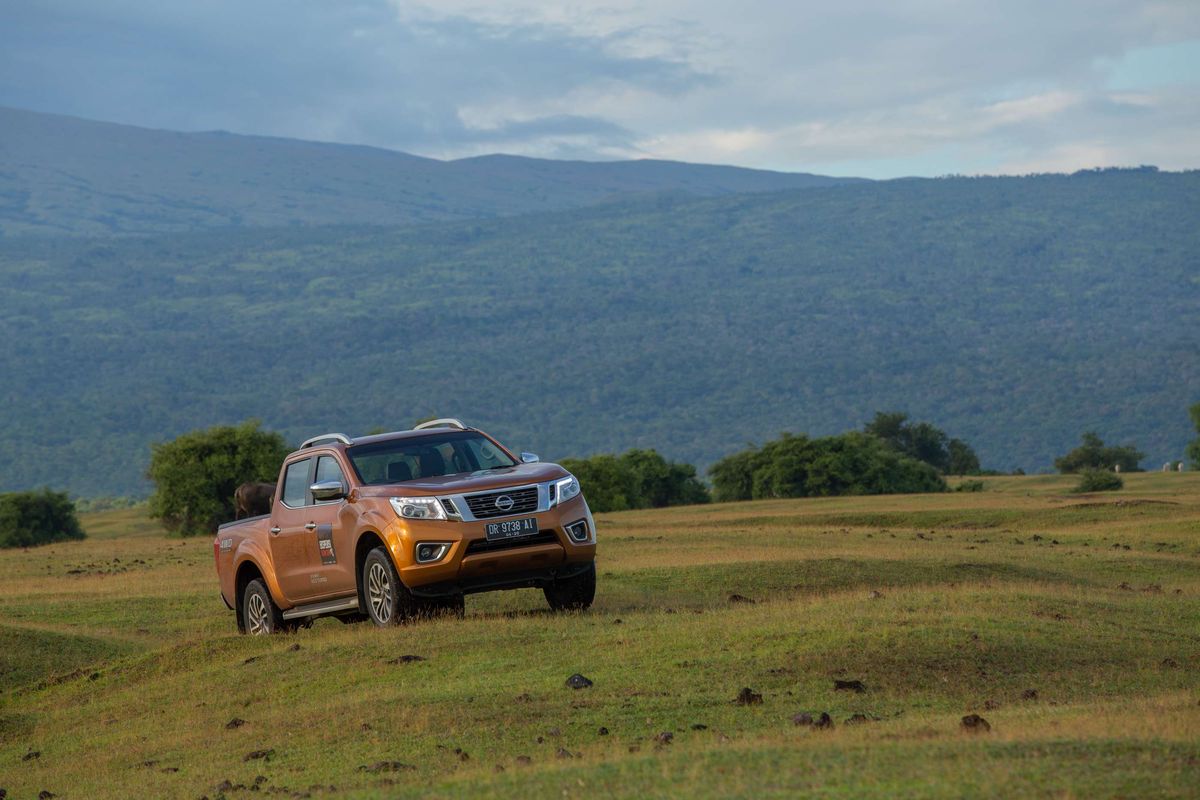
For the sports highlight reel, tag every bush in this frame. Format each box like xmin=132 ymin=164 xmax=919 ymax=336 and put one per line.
xmin=953 ymin=480 xmax=985 ymax=492
xmin=709 ymin=431 xmax=946 ymax=501
xmin=0 ymin=488 xmax=85 ymax=548
xmin=147 ymin=420 xmax=290 ymax=537
xmin=1055 ymin=432 xmax=1143 ymax=473
xmin=1073 ymin=468 xmax=1124 ymax=493
xmin=560 ymin=449 xmax=709 ymax=513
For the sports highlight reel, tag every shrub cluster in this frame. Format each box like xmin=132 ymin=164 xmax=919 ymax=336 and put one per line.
xmin=1073 ymin=468 xmax=1124 ymax=493
xmin=0 ymin=488 xmax=85 ymax=548
xmin=559 ymin=449 xmax=709 ymax=513
xmin=708 ymin=431 xmax=947 ymax=502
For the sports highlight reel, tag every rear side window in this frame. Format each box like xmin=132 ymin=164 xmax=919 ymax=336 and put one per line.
xmin=282 ymin=459 xmax=311 ymax=507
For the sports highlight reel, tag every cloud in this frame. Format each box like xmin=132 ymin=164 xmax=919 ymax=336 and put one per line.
xmin=0 ymin=0 xmax=1197 ymax=176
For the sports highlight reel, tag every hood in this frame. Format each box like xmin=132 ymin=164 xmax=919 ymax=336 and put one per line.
xmin=354 ymin=461 xmax=570 ymax=497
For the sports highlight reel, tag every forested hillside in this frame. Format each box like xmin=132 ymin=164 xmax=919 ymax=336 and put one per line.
xmin=1 ymin=168 xmax=1195 ymax=496
xmin=0 ymin=107 xmax=856 ymax=237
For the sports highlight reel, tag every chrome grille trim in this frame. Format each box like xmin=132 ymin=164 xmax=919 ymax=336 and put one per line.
xmin=464 ymin=486 xmax=539 ymax=519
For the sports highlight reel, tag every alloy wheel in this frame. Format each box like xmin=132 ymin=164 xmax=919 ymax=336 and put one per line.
xmin=247 ymin=592 xmax=270 ymax=634
xmin=368 ymin=561 xmax=393 ymax=623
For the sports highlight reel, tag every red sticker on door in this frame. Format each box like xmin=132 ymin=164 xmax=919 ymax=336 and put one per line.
xmin=316 ymin=524 xmax=337 ymax=565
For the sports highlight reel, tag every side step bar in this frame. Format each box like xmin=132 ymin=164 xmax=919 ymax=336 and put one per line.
xmin=282 ymin=595 xmax=359 ymax=620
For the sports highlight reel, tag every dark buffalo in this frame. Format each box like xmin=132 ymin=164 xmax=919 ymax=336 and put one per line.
xmin=234 ymin=482 xmax=275 ymax=519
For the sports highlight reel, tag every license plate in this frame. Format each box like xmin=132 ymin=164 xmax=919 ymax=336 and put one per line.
xmin=485 ymin=517 xmax=538 ymax=541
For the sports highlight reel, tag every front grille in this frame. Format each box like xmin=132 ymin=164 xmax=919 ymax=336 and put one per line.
xmin=465 ymin=530 xmax=558 ymax=555
xmin=464 ymin=486 xmax=539 ymax=519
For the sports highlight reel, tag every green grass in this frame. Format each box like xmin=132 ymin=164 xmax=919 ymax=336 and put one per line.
xmin=1 ymin=473 xmax=1198 ymax=798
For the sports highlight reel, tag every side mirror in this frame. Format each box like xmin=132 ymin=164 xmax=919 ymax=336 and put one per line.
xmin=520 ymin=452 xmax=540 ymax=464
xmin=310 ymin=480 xmax=346 ymax=502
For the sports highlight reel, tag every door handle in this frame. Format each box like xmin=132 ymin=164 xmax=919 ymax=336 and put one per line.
xmin=269 ymin=527 xmax=281 ymax=535
xmin=305 ymin=523 xmax=317 ymax=530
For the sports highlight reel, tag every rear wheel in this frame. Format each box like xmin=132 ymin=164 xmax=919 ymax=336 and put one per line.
xmin=544 ymin=562 xmax=596 ymax=611
xmin=363 ymin=547 xmax=416 ymax=625
xmin=243 ymin=579 xmax=286 ymax=635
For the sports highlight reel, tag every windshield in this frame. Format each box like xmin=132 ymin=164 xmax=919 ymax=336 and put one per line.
xmin=348 ymin=431 xmax=517 ymax=485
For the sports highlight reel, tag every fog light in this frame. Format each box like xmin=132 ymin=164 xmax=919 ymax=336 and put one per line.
xmin=415 ymin=542 xmax=450 ymax=563
xmin=565 ymin=520 xmax=590 ymax=543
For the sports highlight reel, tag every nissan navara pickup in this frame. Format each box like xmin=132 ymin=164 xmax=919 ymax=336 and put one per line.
xmin=213 ymin=419 xmax=597 ymax=634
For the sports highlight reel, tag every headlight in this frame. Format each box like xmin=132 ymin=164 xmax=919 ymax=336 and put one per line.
xmin=390 ymin=496 xmax=447 ymax=520
xmin=552 ymin=475 xmax=581 ymax=506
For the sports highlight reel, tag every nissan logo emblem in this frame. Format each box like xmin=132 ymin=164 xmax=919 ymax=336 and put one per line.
xmin=494 ymin=495 xmax=514 ymax=512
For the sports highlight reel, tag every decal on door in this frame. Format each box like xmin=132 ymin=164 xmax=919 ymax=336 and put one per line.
xmin=316 ymin=524 xmax=337 ymax=565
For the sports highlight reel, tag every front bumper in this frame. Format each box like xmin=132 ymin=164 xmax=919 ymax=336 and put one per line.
xmin=385 ymin=494 xmax=596 ymax=592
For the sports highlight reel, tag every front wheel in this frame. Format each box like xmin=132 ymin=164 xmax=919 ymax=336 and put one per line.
xmin=362 ymin=547 xmax=416 ymax=625
xmin=243 ymin=579 xmax=286 ymax=635
xmin=544 ymin=562 xmax=596 ymax=611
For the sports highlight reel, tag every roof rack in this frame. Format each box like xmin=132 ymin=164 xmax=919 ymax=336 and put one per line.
xmin=299 ymin=432 xmax=352 ymax=449
xmin=413 ymin=418 xmax=467 ymax=431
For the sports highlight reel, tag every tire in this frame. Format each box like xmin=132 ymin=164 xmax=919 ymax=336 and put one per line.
xmin=362 ymin=547 xmax=416 ymax=626
xmin=544 ymin=562 xmax=596 ymax=611
xmin=242 ymin=579 xmax=286 ymax=635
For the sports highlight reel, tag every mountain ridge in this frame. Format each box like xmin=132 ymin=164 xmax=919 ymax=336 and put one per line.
xmin=0 ymin=105 xmax=861 ymax=237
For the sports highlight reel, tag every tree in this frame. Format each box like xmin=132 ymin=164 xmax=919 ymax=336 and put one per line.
xmin=147 ymin=420 xmax=290 ymax=537
xmin=864 ymin=412 xmax=980 ymax=474
xmin=0 ymin=488 xmax=85 ymax=548
xmin=1187 ymin=403 xmax=1200 ymax=470
xmin=708 ymin=431 xmax=946 ymax=501
xmin=560 ymin=449 xmax=709 ymax=513
xmin=947 ymin=438 xmax=981 ymax=475
xmin=1054 ymin=432 xmax=1144 ymax=474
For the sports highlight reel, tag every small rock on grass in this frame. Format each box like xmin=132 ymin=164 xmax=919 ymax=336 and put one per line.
xmin=728 ymin=593 xmax=755 ymax=604
xmin=734 ymin=687 xmax=763 ymax=705
xmin=387 ymin=655 xmax=426 ymax=664
xmin=359 ymin=761 xmax=416 ymax=774
xmin=844 ymin=714 xmax=875 ymax=725
xmin=655 ymin=731 xmax=674 ymax=744
xmin=225 ymin=717 xmax=247 ymax=730
xmin=1021 ymin=688 xmax=1038 ymax=700
xmin=22 ymin=751 xmax=40 ymax=761
xmin=516 ymin=755 xmax=533 ymax=766
xmin=566 ymin=673 xmax=593 ymax=689
xmin=38 ymin=792 xmax=55 ymax=800
xmin=690 ymin=723 xmax=708 ymax=730
xmin=556 ymin=747 xmax=578 ymax=759
xmin=243 ymin=749 xmax=275 ymax=762
xmin=792 ymin=712 xmax=833 ymax=729
xmin=597 ymin=727 xmax=609 ymax=736
xmin=833 ymin=679 xmax=866 ymax=693
xmin=961 ymin=714 xmax=991 ymax=733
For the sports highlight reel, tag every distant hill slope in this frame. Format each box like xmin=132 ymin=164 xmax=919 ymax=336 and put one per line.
xmin=0 ymin=168 xmax=1195 ymax=496
xmin=0 ymin=106 xmax=859 ymax=237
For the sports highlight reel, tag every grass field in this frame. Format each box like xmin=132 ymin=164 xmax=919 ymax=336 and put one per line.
xmin=2 ymin=474 xmax=1198 ymax=798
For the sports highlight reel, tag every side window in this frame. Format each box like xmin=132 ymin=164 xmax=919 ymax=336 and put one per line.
xmin=315 ymin=456 xmax=345 ymax=489
xmin=282 ymin=459 xmax=311 ymax=507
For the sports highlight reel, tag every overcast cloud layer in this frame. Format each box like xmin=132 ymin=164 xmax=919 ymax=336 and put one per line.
xmin=2 ymin=0 xmax=1197 ymax=176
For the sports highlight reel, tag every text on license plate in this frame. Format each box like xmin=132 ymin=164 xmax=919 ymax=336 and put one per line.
xmin=485 ymin=517 xmax=538 ymax=540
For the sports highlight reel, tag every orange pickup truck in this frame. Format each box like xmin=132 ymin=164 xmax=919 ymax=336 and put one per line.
xmin=214 ymin=420 xmax=596 ymax=634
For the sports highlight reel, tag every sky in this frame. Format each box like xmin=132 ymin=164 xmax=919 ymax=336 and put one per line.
xmin=1 ymin=0 xmax=1198 ymax=178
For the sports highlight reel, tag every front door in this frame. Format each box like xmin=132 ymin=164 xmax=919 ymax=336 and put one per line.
xmin=304 ymin=454 xmax=355 ymax=597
